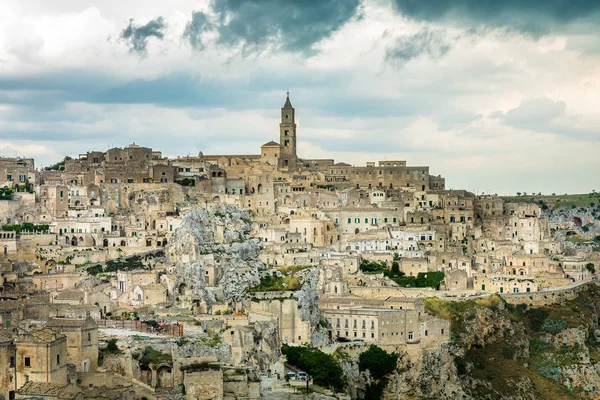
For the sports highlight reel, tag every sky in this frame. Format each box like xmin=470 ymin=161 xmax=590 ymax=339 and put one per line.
xmin=0 ymin=0 xmax=598 ymax=195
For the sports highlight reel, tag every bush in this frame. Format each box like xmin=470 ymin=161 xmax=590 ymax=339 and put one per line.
xmin=358 ymin=345 xmax=398 ymax=380
xmin=103 ymin=339 xmax=122 ymax=354
xmin=87 ymin=264 xmax=103 ymax=276
xmin=524 ymin=308 xmax=550 ymax=331
xmin=180 ymin=362 xmax=220 ymax=372
xmin=586 ymin=263 xmax=596 ymax=274
xmin=139 ymin=346 xmax=172 ymax=366
xmin=281 ymin=344 xmax=346 ymax=392
xmin=175 ymin=178 xmax=195 ymax=186
xmin=540 ymin=318 xmax=567 ymax=335
xmin=360 ymin=260 xmax=387 ymax=273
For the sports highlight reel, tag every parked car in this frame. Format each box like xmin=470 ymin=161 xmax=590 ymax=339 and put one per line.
xmin=297 ymin=372 xmax=308 ymax=381
xmin=285 ymin=372 xmax=297 ymax=381
xmin=351 ymin=338 xmax=365 ymax=342
xmin=336 ymin=336 xmax=351 ymax=343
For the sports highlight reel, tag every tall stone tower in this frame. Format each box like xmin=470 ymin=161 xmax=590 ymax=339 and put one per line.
xmin=279 ymin=92 xmax=297 ymax=170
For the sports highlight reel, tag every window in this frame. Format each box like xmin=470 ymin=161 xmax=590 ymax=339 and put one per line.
xmin=57 ymin=354 xmax=60 ymax=365
xmin=408 ymin=332 xmax=413 ymax=340
xmin=25 ymin=376 xmax=29 ymax=383
xmin=24 ymin=357 xmax=31 ymax=367
xmin=10 ymin=356 xmax=15 ymax=367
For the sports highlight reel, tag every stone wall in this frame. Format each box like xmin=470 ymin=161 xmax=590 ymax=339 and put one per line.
xmin=500 ymin=281 xmax=599 ymax=307
xmin=184 ymin=370 xmax=223 ymax=400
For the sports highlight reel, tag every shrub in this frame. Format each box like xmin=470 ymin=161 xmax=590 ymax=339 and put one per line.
xmin=281 ymin=345 xmax=346 ymax=392
xmin=540 ymin=318 xmax=567 ymax=335
xmin=524 ymin=308 xmax=550 ymax=331
xmin=358 ymin=345 xmax=398 ymax=380
xmin=586 ymin=263 xmax=596 ymax=274
xmin=139 ymin=346 xmax=172 ymax=366
xmin=103 ymin=339 xmax=122 ymax=354
xmin=180 ymin=362 xmax=220 ymax=372
xmin=87 ymin=264 xmax=103 ymax=276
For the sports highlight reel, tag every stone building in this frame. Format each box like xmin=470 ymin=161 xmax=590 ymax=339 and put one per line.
xmin=247 ymin=292 xmax=312 ymax=345
xmin=14 ymin=328 xmax=68 ymax=389
xmin=0 ymin=332 xmax=16 ymax=400
xmin=45 ymin=315 xmax=98 ymax=373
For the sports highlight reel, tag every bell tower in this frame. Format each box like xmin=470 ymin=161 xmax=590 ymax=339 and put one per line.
xmin=279 ymin=91 xmax=297 ymax=170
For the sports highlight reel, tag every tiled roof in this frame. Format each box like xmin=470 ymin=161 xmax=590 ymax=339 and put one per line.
xmin=55 ymin=290 xmax=85 ymax=301
xmin=16 ymin=328 xmax=65 ymax=344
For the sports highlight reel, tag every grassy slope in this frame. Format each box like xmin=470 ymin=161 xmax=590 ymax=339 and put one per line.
xmin=501 ymin=193 xmax=600 ymax=210
xmin=424 ymin=287 xmax=600 ymax=399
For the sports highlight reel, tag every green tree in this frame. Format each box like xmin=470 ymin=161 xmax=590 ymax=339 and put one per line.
xmin=358 ymin=345 xmax=398 ymax=380
xmin=586 ymin=263 xmax=596 ymax=274
xmin=104 ymin=339 xmax=122 ymax=354
xmin=87 ymin=264 xmax=103 ymax=276
xmin=281 ymin=345 xmax=346 ymax=392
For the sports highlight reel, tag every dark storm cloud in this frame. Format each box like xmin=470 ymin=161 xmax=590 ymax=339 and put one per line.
xmin=120 ymin=17 xmax=166 ymax=54
xmin=183 ymin=11 xmax=211 ymax=51
xmin=391 ymin=0 xmax=600 ymax=36
xmin=386 ymin=27 xmax=451 ymax=64
xmin=184 ymin=0 xmax=361 ymax=53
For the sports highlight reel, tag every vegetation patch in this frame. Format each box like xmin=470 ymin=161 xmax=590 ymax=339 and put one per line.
xmin=139 ymin=346 xmax=172 ymax=366
xmin=2 ymin=223 xmax=49 ymax=233
xmin=180 ymin=362 xmax=221 ymax=372
xmin=248 ymin=272 xmax=301 ymax=292
xmin=282 ymin=344 xmax=346 ymax=392
xmin=358 ymin=345 xmax=398 ymax=399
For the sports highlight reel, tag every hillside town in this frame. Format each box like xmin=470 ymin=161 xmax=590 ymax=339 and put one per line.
xmin=1 ymin=95 xmax=599 ymax=400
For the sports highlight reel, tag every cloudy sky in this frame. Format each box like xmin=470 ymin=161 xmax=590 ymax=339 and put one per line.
xmin=0 ymin=0 xmax=598 ymax=194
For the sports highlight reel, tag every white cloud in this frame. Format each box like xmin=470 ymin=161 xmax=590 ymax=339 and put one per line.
xmin=0 ymin=0 xmax=598 ymax=195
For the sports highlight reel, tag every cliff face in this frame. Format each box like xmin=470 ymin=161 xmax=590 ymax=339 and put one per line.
xmin=169 ymin=204 xmax=262 ymax=305
xmin=375 ymin=285 xmax=600 ymax=400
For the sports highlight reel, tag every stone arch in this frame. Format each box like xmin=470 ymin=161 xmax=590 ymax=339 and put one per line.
xmin=355 ymin=228 xmax=360 ymax=234
xmin=283 ymin=195 xmax=292 ymax=205
xmin=140 ymin=365 xmax=152 ymax=387
xmin=103 ymin=239 xmax=109 ymax=247
xmin=120 ymin=240 xmax=126 ymax=246
xmin=212 ymin=196 xmax=220 ymax=202
xmin=157 ymin=364 xmax=173 ymax=388
xmin=257 ymin=184 xmax=263 ymax=194
xmin=71 ymin=237 xmax=78 ymax=246
xmin=162 ymin=239 xmax=167 ymax=247
xmin=146 ymin=238 xmax=152 ymax=247
xmin=178 ymin=283 xmax=188 ymax=296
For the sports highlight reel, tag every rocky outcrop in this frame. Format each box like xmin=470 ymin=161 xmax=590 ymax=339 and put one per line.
xmin=169 ymin=204 xmax=263 ymax=306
